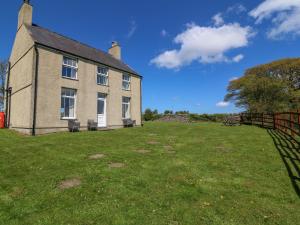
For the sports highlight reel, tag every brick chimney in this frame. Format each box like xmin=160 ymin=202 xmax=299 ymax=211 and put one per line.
xmin=18 ymin=0 xmax=33 ymax=30
xmin=109 ymin=41 xmax=121 ymax=60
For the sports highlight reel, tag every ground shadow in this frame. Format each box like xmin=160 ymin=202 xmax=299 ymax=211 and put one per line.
xmin=267 ymin=129 xmax=300 ymax=197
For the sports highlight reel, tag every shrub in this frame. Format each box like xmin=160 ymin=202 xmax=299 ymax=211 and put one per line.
xmin=143 ymin=109 xmax=161 ymax=121
xmin=164 ymin=110 xmax=173 ymax=115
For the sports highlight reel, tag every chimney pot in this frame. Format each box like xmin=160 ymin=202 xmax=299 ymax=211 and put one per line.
xmin=112 ymin=41 xmax=119 ymax=47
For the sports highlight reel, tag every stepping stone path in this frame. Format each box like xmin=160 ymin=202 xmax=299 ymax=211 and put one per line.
xmin=109 ymin=163 xmax=125 ymax=168
xmin=58 ymin=178 xmax=81 ymax=190
xmin=216 ymin=146 xmax=231 ymax=153
xmin=164 ymin=145 xmax=176 ymax=154
xmin=88 ymin=154 xmax=105 ymax=160
xmin=10 ymin=187 xmax=24 ymax=198
xmin=147 ymin=141 xmax=160 ymax=145
xmin=164 ymin=145 xmax=173 ymax=150
xmin=169 ymin=221 xmax=179 ymax=225
xmin=135 ymin=149 xmax=151 ymax=154
xmin=166 ymin=151 xmax=176 ymax=154
xmin=167 ymin=136 xmax=177 ymax=143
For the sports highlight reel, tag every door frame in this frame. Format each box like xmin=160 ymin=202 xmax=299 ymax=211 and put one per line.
xmin=97 ymin=93 xmax=107 ymax=128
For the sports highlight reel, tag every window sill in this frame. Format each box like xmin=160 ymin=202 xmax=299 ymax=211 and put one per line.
xmin=97 ymin=84 xmax=109 ymax=87
xmin=122 ymin=89 xmax=131 ymax=92
xmin=61 ymin=118 xmax=77 ymax=121
xmin=62 ymin=76 xmax=79 ymax=81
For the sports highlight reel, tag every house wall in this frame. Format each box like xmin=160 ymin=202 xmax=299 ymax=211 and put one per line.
xmin=35 ymin=46 xmax=142 ymax=134
xmin=8 ymin=25 xmax=35 ymax=134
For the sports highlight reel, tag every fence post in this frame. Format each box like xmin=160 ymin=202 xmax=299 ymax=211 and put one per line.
xmin=291 ymin=112 xmax=295 ymax=137
xmin=284 ymin=114 xmax=286 ymax=133
xmin=298 ymin=110 xmax=300 ymax=135
xmin=273 ymin=113 xmax=276 ymax=130
xmin=262 ymin=113 xmax=264 ymax=127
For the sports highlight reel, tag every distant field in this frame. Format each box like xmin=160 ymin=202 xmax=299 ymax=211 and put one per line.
xmin=0 ymin=122 xmax=299 ymax=225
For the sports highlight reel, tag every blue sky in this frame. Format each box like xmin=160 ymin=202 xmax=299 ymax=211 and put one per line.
xmin=1 ymin=0 xmax=300 ymax=113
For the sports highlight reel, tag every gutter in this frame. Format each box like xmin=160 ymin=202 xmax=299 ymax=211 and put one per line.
xmin=5 ymin=62 xmax=11 ymax=128
xmin=32 ymin=45 xmax=39 ymax=136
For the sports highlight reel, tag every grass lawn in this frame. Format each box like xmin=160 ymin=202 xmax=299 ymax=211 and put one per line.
xmin=0 ymin=122 xmax=299 ymax=225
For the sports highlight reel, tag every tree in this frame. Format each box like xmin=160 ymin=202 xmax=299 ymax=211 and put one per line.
xmin=143 ymin=108 xmax=160 ymax=121
xmin=225 ymin=58 xmax=300 ymax=113
xmin=164 ymin=110 xmax=173 ymax=115
xmin=175 ymin=111 xmax=189 ymax=115
xmin=245 ymin=58 xmax=300 ymax=90
xmin=0 ymin=60 xmax=7 ymax=112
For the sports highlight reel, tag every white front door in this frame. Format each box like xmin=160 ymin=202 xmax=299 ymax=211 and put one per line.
xmin=97 ymin=93 xmax=106 ymax=127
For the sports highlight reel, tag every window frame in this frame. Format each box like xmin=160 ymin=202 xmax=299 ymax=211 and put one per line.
xmin=122 ymin=74 xmax=131 ymax=91
xmin=97 ymin=66 xmax=109 ymax=86
xmin=61 ymin=88 xmax=77 ymax=120
xmin=62 ymin=56 xmax=78 ymax=80
xmin=122 ymin=96 xmax=131 ymax=119
xmin=97 ymin=93 xmax=107 ymax=115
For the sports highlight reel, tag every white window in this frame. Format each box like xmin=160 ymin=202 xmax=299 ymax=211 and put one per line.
xmin=61 ymin=88 xmax=76 ymax=119
xmin=122 ymin=74 xmax=131 ymax=90
xmin=97 ymin=67 xmax=108 ymax=86
xmin=62 ymin=56 xmax=78 ymax=79
xmin=122 ymin=97 xmax=131 ymax=119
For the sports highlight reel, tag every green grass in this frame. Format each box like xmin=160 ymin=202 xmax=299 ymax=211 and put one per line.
xmin=0 ymin=122 xmax=299 ymax=225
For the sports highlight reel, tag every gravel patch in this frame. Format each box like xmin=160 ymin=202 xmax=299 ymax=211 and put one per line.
xmin=109 ymin=163 xmax=125 ymax=168
xmin=164 ymin=145 xmax=173 ymax=150
xmin=166 ymin=150 xmax=176 ymax=154
xmin=88 ymin=154 xmax=105 ymax=160
xmin=148 ymin=141 xmax=160 ymax=145
xmin=216 ymin=146 xmax=231 ymax=153
xmin=58 ymin=178 xmax=81 ymax=190
xmin=135 ymin=149 xmax=151 ymax=154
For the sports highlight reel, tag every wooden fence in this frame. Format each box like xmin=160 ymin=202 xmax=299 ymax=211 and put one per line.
xmin=240 ymin=111 xmax=300 ymax=139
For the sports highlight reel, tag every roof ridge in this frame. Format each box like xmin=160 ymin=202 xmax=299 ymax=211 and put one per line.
xmin=30 ymin=24 xmax=127 ymax=65
xmin=25 ymin=24 xmax=140 ymax=76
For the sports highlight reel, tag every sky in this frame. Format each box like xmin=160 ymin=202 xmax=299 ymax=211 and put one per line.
xmin=1 ymin=0 xmax=300 ymax=114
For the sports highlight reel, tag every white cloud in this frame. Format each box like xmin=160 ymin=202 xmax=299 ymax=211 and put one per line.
xmin=212 ymin=13 xmax=224 ymax=26
xmin=151 ymin=23 xmax=253 ymax=69
xmin=127 ymin=20 xmax=137 ymax=38
xmin=216 ymin=101 xmax=230 ymax=107
xmin=250 ymin=0 xmax=300 ymax=39
xmin=161 ymin=29 xmax=168 ymax=37
xmin=232 ymin=54 xmax=244 ymax=62
xmin=229 ymin=76 xmax=239 ymax=81
xmin=227 ymin=4 xmax=247 ymax=14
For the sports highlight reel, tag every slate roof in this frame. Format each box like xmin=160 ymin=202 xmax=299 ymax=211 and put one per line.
xmin=26 ymin=24 xmax=140 ymax=76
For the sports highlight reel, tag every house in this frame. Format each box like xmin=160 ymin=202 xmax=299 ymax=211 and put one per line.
xmin=5 ymin=0 xmax=142 ymax=135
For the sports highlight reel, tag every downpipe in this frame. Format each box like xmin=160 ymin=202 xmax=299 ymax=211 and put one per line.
xmin=32 ymin=45 xmax=39 ymax=136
